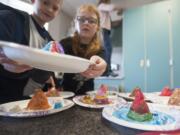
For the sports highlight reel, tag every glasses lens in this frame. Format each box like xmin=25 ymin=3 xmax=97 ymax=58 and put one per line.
xmin=88 ymin=18 xmax=97 ymax=24
xmin=77 ymin=16 xmax=97 ymax=24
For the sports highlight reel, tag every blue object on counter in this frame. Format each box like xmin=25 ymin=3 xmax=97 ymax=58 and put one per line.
xmin=113 ymin=107 xmax=175 ymax=126
xmin=54 ymin=102 xmax=63 ymax=109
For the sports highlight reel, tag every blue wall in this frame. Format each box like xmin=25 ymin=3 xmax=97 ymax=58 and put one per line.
xmin=123 ymin=0 xmax=179 ymax=92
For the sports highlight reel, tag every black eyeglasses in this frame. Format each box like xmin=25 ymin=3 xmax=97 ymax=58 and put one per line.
xmin=76 ymin=16 xmax=98 ymax=25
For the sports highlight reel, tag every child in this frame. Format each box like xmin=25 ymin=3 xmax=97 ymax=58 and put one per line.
xmin=98 ymin=0 xmax=122 ymax=77
xmin=0 ymin=0 xmax=63 ymax=103
xmin=59 ymin=4 xmax=107 ymax=95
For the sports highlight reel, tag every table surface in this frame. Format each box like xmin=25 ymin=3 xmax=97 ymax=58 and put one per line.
xmin=0 ymin=104 xmax=122 ymax=135
xmin=0 ymin=101 xmax=179 ymax=135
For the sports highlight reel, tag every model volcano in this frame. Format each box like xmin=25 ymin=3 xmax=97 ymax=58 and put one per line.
xmin=127 ymin=89 xmax=152 ymax=122
xmin=94 ymin=84 xmax=110 ymax=104
xmin=160 ymin=86 xmax=172 ymax=96
xmin=43 ymin=41 xmax=64 ymax=53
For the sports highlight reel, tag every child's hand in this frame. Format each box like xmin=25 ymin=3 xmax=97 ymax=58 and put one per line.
xmin=2 ymin=63 xmax=32 ymax=73
xmin=0 ymin=48 xmax=32 ymax=73
xmin=81 ymin=55 xmax=107 ymax=78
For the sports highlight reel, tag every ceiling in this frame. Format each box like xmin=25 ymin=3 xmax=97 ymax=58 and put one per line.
xmin=62 ymin=0 xmax=164 ymax=17
xmin=21 ymin=0 xmax=164 ymax=17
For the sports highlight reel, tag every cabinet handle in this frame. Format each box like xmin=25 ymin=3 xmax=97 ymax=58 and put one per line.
xmin=169 ymin=59 xmax=173 ymax=66
xmin=140 ymin=59 xmax=144 ymax=68
xmin=146 ymin=59 xmax=150 ymax=68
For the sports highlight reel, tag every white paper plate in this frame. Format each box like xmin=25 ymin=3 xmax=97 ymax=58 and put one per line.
xmin=30 ymin=91 xmax=75 ymax=99
xmin=0 ymin=41 xmax=90 ymax=73
xmin=86 ymin=90 xmax=118 ymax=98
xmin=145 ymin=92 xmax=170 ymax=105
xmin=118 ymin=92 xmax=133 ymax=100
xmin=58 ymin=91 xmax=75 ymax=98
xmin=0 ymin=98 xmax=74 ymax=118
xmin=118 ymin=92 xmax=180 ymax=109
xmin=102 ymin=102 xmax=180 ymax=131
xmin=118 ymin=92 xmax=155 ymax=102
xmin=73 ymin=95 xmax=126 ymax=109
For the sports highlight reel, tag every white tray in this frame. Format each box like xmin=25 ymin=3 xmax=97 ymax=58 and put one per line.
xmin=73 ymin=95 xmax=126 ymax=109
xmin=0 ymin=98 xmax=74 ymax=118
xmin=102 ymin=102 xmax=180 ymax=131
xmin=30 ymin=91 xmax=75 ymax=99
xmin=0 ymin=41 xmax=90 ymax=73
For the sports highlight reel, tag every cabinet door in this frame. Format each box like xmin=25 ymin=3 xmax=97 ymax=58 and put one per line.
xmin=123 ymin=7 xmax=145 ymax=91
xmin=146 ymin=1 xmax=171 ymax=91
xmin=172 ymin=0 xmax=180 ymax=88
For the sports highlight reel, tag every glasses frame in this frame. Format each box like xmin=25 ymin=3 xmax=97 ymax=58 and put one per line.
xmin=76 ymin=16 xmax=98 ymax=25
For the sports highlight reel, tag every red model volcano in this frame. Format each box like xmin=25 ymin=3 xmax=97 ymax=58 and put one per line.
xmin=160 ymin=86 xmax=172 ymax=96
xmin=130 ymin=90 xmax=150 ymax=114
xmin=129 ymin=87 xmax=143 ymax=97
xmin=127 ymin=89 xmax=152 ymax=121
xmin=51 ymin=41 xmax=61 ymax=53
xmin=43 ymin=41 xmax=64 ymax=53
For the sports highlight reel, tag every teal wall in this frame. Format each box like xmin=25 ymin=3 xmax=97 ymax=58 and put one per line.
xmin=123 ymin=7 xmax=146 ymax=92
xmin=145 ymin=1 xmax=170 ymax=91
xmin=172 ymin=0 xmax=180 ymax=88
xmin=123 ymin=0 xmax=179 ymax=92
xmin=94 ymin=78 xmax=124 ymax=92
